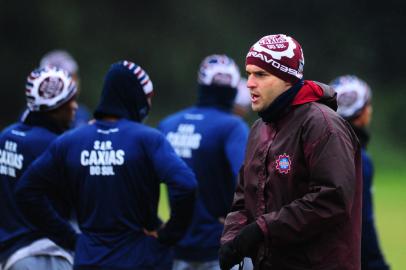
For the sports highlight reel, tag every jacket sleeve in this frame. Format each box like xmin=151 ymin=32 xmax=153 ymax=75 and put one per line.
xmin=14 ymin=141 xmax=78 ymax=250
xmin=258 ymin=124 xmax=361 ymax=245
xmin=147 ymin=132 xmax=198 ymax=245
xmin=220 ymin=165 xmax=250 ymax=244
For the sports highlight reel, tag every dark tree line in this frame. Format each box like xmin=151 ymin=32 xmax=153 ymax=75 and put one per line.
xmin=1 ymin=0 xmax=404 ymax=148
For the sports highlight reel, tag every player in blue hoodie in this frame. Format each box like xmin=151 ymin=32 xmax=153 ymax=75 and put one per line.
xmin=39 ymin=49 xmax=91 ymax=128
xmin=0 ymin=67 xmax=78 ymax=270
xmin=15 ymin=61 xmax=198 ymax=270
xmin=331 ymin=75 xmax=390 ymax=270
xmin=158 ymin=55 xmax=249 ymax=270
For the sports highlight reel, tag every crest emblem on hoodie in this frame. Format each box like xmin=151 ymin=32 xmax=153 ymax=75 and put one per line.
xmin=275 ymin=153 xmax=291 ymax=174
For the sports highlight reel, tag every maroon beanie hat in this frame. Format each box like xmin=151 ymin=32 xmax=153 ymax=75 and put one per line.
xmin=246 ymin=34 xmax=305 ymax=83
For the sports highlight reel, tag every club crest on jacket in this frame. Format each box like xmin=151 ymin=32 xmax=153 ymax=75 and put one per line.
xmin=275 ymin=153 xmax=291 ymax=174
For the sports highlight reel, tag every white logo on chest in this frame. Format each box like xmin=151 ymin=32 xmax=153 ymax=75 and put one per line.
xmin=166 ymin=124 xmax=202 ymax=158
xmin=0 ymin=140 xmax=24 ymax=178
xmin=80 ymin=140 xmax=125 ymax=176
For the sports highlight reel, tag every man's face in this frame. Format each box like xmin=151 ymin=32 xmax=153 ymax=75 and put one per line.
xmin=246 ymin=64 xmax=292 ymax=112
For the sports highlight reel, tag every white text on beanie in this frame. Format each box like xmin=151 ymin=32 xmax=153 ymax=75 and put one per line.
xmin=246 ymin=34 xmax=304 ymax=83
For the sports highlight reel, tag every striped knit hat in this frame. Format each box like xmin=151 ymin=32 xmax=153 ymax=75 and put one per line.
xmin=94 ymin=60 xmax=154 ymax=122
xmin=122 ymin=60 xmax=153 ymax=97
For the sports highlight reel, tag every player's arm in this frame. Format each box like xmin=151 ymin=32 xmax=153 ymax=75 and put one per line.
xmin=15 ymin=142 xmax=78 ymax=250
xmin=220 ymin=165 xmax=250 ymax=244
xmin=147 ymin=132 xmax=198 ymax=245
xmin=219 ymin=165 xmax=251 ymax=269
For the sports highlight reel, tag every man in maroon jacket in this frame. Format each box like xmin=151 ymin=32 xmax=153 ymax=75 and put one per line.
xmin=219 ymin=34 xmax=362 ymax=270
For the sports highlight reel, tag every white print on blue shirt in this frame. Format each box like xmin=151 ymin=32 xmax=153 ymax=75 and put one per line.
xmin=0 ymin=140 xmax=24 ymax=178
xmin=80 ymin=140 xmax=125 ymax=176
xmin=166 ymin=124 xmax=202 ymax=158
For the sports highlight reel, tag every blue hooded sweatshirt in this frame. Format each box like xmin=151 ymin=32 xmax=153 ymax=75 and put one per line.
xmin=15 ymin=62 xmax=198 ymax=270
xmin=158 ymin=84 xmax=249 ymax=261
xmin=0 ymin=112 xmax=71 ymax=263
xmin=351 ymin=126 xmax=390 ymax=270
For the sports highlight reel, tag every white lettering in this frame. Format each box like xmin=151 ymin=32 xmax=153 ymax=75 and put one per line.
xmin=81 ymin=141 xmax=125 ymax=176
xmin=115 ymin=150 xmax=125 ymax=165
xmin=0 ymin=149 xmax=24 ymax=170
xmin=0 ymin=165 xmax=7 ymax=175
xmin=246 ymin=51 xmax=303 ymax=79
xmin=89 ymin=151 xmax=98 ymax=165
xmin=166 ymin=124 xmax=202 ymax=159
xmin=80 ymin=150 xmax=89 ymax=165
xmin=5 ymin=141 xmax=17 ymax=152
xmin=0 ymin=141 xmax=24 ymax=177
xmin=89 ymin=165 xmax=115 ymax=176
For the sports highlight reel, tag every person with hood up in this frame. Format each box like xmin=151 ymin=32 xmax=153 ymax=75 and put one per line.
xmin=158 ymin=54 xmax=249 ymax=270
xmin=331 ymin=75 xmax=390 ymax=270
xmin=14 ymin=61 xmax=198 ymax=270
xmin=0 ymin=66 xmax=78 ymax=270
xmin=218 ymin=34 xmax=362 ymax=270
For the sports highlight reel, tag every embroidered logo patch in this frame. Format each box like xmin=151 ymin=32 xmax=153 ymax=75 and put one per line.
xmin=253 ymin=34 xmax=296 ymax=60
xmin=275 ymin=154 xmax=291 ymax=174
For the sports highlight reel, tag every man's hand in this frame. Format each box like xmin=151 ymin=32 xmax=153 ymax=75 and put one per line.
xmin=233 ymin=221 xmax=263 ymax=258
xmin=143 ymin=228 xmax=158 ymax=238
xmin=219 ymin=241 xmax=242 ymax=270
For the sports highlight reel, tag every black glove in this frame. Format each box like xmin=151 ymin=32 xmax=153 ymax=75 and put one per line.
xmin=219 ymin=241 xmax=242 ymax=270
xmin=233 ymin=221 xmax=263 ymax=258
xmin=156 ymin=226 xmax=181 ymax=246
xmin=157 ymin=191 xmax=197 ymax=246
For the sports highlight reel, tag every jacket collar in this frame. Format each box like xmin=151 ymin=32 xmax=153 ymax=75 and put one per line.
xmin=259 ymin=80 xmax=337 ymax=124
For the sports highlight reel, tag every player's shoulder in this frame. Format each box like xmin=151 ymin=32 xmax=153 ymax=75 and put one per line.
xmin=117 ymin=120 xmax=164 ymax=142
xmin=298 ymin=101 xmax=345 ymax=131
xmin=2 ymin=122 xmax=57 ymax=142
xmin=1 ymin=122 xmax=21 ymax=133
xmin=159 ymin=107 xmax=193 ymax=123
xmin=298 ymin=102 xmax=357 ymax=148
xmin=214 ymin=110 xmax=249 ymax=129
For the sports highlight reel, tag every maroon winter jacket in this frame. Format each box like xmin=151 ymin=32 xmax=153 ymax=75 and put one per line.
xmin=221 ymin=81 xmax=362 ymax=270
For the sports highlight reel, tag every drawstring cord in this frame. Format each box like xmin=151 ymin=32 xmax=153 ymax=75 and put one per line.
xmin=238 ymin=259 xmax=244 ymax=270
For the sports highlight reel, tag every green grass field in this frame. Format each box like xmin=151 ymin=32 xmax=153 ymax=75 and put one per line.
xmin=373 ymin=170 xmax=406 ymax=270
xmin=158 ymin=169 xmax=406 ymax=269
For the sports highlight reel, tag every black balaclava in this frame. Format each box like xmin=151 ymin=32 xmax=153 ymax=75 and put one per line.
xmin=23 ymin=110 xmax=67 ymax=135
xmin=196 ymin=84 xmax=237 ymax=111
xmin=259 ymin=79 xmax=304 ymax=123
xmin=351 ymin=124 xmax=370 ymax=149
xmin=94 ymin=61 xmax=151 ymax=122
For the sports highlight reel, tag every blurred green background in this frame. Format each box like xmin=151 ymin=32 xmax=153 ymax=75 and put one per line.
xmin=1 ymin=0 xmax=405 ymax=268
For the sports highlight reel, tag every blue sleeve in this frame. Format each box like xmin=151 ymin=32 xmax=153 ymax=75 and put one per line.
xmin=148 ymin=132 xmax=197 ymax=194
xmin=225 ymin=121 xmax=249 ymax=179
xmin=14 ymin=141 xmax=78 ymax=250
xmin=146 ymin=132 xmax=198 ymax=245
xmin=361 ymin=151 xmax=390 ymax=270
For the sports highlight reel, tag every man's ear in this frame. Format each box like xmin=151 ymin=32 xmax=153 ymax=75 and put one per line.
xmin=353 ymin=104 xmax=372 ymax=127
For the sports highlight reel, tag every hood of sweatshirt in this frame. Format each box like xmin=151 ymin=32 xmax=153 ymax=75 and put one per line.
xmin=94 ymin=61 xmax=151 ymax=122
